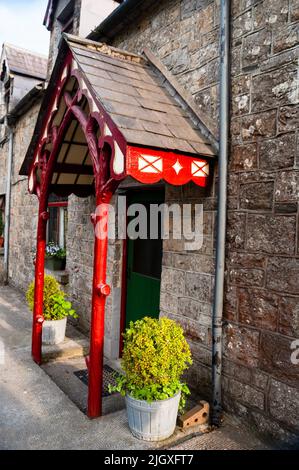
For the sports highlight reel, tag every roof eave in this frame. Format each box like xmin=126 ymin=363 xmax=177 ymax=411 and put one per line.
xmin=7 ymin=67 xmax=47 ymax=81
xmin=7 ymin=85 xmax=44 ymax=126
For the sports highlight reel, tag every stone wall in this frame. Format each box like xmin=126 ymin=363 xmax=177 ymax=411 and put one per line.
xmin=159 ymin=182 xmax=216 ymax=399
xmin=66 ymin=194 xmax=123 ymax=359
xmin=3 ymin=0 xmax=298 ymax=445
xmin=8 ymin=102 xmax=41 ymax=292
xmin=223 ymin=0 xmax=299 ymax=445
xmin=112 ymin=0 xmax=220 ymax=397
xmin=111 ymin=0 xmax=299 ymax=443
xmin=66 ymin=195 xmax=94 ymax=333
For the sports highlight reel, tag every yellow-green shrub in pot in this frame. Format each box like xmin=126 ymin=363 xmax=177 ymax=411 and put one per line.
xmin=26 ymin=275 xmax=77 ymax=345
xmin=109 ymin=317 xmax=192 ymax=441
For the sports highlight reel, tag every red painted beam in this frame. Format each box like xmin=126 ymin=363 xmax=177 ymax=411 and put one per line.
xmin=48 ymin=201 xmax=68 ymax=208
xmin=87 ymin=193 xmax=112 ymax=418
xmin=32 ymin=208 xmax=49 ymax=364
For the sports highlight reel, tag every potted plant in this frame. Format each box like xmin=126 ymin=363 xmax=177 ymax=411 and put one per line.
xmin=26 ymin=274 xmax=78 ymax=345
xmin=0 ymin=211 xmax=4 ymax=248
xmin=45 ymin=242 xmax=66 ymax=271
xmin=109 ymin=316 xmax=192 ymax=441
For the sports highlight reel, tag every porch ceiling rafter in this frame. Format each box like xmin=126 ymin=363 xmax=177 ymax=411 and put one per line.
xmin=20 ymin=33 xmax=218 ymax=421
xmin=53 ymin=163 xmax=94 ymax=175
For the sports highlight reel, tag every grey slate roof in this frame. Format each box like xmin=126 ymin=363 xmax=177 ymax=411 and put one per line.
xmin=69 ymin=37 xmax=216 ymax=157
xmin=3 ymin=43 xmax=47 ymax=80
xmin=20 ymin=35 xmax=217 ymax=176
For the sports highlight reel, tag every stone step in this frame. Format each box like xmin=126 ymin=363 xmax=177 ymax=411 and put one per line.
xmin=42 ymin=323 xmax=89 ymax=362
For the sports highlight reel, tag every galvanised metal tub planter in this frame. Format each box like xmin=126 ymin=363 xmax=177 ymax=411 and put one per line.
xmin=125 ymin=391 xmax=181 ymax=441
xmin=42 ymin=317 xmax=67 ymax=345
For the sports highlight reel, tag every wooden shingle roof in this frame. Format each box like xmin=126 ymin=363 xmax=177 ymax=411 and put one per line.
xmin=20 ymin=35 xmax=217 ymax=176
xmin=68 ymin=37 xmax=216 ymax=158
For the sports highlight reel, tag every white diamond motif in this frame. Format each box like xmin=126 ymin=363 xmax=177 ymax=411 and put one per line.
xmin=172 ymin=159 xmax=183 ymax=175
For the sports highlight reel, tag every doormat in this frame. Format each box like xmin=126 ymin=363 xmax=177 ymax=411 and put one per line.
xmin=74 ymin=364 xmax=118 ymax=397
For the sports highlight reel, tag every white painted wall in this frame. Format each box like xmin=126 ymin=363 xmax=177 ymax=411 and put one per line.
xmin=79 ymin=0 xmax=121 ymax=38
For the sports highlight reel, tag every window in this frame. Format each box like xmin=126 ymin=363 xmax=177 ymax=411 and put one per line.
xmin=131 ymin=201 xmax=163 ymax=280
xmin=47 ymin=195 xmax=68 ymax=249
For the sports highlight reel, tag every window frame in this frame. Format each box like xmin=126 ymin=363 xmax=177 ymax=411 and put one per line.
xmin=47 ymin=200 xmax=68 ymax=249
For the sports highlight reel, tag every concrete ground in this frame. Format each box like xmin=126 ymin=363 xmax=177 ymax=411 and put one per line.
xmin=0 ymin=285 xmax=270 ymax=450
xmin=170 ymin=417 xmax=270 ymax=450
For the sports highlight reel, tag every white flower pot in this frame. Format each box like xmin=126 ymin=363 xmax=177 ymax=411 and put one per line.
xmin=125 ymin=391 xmax=181 ymax=441
xmin=42 ymin=317 xmax=67 ymax=345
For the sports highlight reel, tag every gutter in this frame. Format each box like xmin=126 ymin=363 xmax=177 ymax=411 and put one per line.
xmin=8 ymin=68 xmax=46 ymax=81
xmin=7 ymin=84 xmax=44 ymax=125
xmin=211 ymin=0 xmax=230 ymax=425
xmin=0 ymin=85 xmax=44 ymax=126
xmin=3 ymin=118 xmax=13 ymax=283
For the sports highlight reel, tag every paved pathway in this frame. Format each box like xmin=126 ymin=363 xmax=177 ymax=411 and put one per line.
xmin=170 ymin=418 xmax=270 ymax=450
xmin=0 ymin=285 xmax=270 ymax=450
xmin=0 ymin=286 xmax=153 ymax=450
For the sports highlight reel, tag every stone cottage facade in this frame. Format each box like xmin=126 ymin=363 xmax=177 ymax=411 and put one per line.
xmin=0 ymin=2 xmax=123 ymax=287
xmin=86 ymin=0 xmax=299 ymax=443
xmin=0 ymin=44 xmax=48 ymax=284
xmin=1 ymin=0 xmax=298 ymax=445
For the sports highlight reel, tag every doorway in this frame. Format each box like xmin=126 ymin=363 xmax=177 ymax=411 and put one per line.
xmin=125 ymin=190 xmax=165 ymax=328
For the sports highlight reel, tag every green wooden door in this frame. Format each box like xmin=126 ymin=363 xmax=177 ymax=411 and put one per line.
xmin=125 ymin=190 xmax=164 ymax=328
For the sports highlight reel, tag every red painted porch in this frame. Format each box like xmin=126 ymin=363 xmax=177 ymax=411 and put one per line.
xmin=20 ymin=34 xmax=215 ymax=418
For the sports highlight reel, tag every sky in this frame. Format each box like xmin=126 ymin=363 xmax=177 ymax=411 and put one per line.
xmin=0 ymin=0 xmax=50 ymax=56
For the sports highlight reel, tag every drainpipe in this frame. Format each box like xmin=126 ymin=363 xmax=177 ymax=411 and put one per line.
xmin=4 ymin=117 xmax=13 ymax=284
xmin=211 ymin=0 xmax=230 ymax=425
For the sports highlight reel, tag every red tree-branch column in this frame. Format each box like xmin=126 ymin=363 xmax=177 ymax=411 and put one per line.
xmin=32 ymin=199 xmax=49 ymax=364
xmin=87 ymin=191 xmax=112 ymax=418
